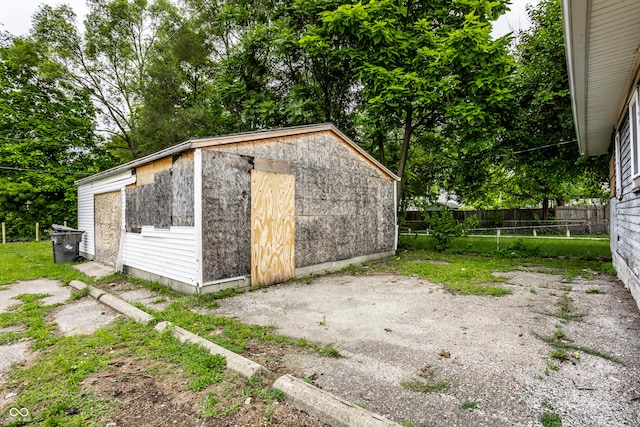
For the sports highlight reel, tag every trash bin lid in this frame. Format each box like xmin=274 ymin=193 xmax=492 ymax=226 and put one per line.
xmin=52 ymin=224 xmax=84 ymax=233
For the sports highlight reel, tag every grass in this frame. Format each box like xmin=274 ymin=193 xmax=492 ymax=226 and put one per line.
xmin=399 ymin=234 xmax=611 ymax=260
xmin=460 ymin=400 xmax=479 ymax=410
xmin=540 ymin=411 xmax=563 ymax=427
xmin=532 ymin=330 xmax=625 ymax=366
xmin=0 ymin=243 xmax=342 ymax=425
xmin=0 ymin=241 xmax=93 ymax=286
xmin=401 ymin=366 xmax=450 ymax=394
xmin=372 ymin=236 xmax=614 ymax=297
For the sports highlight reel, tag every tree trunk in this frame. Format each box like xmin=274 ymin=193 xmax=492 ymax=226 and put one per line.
xmin=376 ymin=132 xmax=386 ymax=166
xmin=542 ymin=197 xmax=549 ymax=220
xmin=396 ymin=106 xmax=413 ymax=205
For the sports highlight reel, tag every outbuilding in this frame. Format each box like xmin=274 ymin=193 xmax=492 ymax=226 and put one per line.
xmin=76 ymin=124 xmax=399 ymax=294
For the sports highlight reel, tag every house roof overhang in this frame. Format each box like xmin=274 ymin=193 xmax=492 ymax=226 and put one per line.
xmin=562 ymin=0 xmax=640 ymax=156
xmin=76 ymin=123 xmax=400 ymax=185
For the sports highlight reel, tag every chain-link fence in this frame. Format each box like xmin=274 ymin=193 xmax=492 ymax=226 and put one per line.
xmin=402 ymin=219 xmax=609 ymax=237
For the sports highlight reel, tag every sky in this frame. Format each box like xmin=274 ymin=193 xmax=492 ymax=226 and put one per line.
xmin=1 ymin=0 xmax=539 ymax=38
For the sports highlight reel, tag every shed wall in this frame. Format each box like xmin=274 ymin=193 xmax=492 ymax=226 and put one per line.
xmin=201 ymin=150 xmax=253 ymax=283
xmin=77 ymin=170 xmax=135 ymax=257
xmin=613 ymin=112 xmax=640 ymax=309
xmin=125 ymin=152 xmax=194 ymax=230
xmin=209 ymin=131 xmax=396 ymax=270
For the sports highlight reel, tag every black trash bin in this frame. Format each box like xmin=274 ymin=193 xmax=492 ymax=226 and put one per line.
xmin=51 ymin=224 xmax=85 ymax=263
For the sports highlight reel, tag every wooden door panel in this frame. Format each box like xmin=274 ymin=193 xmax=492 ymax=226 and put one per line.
xmin=94 ymin=191 xmax=121 ymax=267
xmin=251 ymin=170 xmax=295 ymax=286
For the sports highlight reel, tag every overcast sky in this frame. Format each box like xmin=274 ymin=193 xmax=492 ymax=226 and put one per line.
xmin=1 ymin=0 xmax=538 ymax=39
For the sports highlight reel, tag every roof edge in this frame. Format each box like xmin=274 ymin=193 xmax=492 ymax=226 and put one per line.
xmin=76 ymin=124 xmax=400 ymax=185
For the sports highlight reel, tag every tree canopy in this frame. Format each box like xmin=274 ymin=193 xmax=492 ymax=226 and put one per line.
xmin=0 ymin=0 xmax=610 ymax=238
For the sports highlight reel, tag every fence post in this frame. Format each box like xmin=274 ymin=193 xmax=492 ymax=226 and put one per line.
xmin=496 ymin=228 xmax=501 ymax=251
xmin=1 ymin=222 xmax=5 ymax=244
xmin=35 ymin=222 xmax=39 ymax=242
xmin=64 ymin=221 xmax=67 ymax=227
xmin=533 ymin=229 xmax=537 ymax=238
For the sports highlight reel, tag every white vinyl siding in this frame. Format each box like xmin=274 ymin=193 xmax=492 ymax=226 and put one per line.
xmin=629 ymin=88 xmax=640 ymax=190
xmin=77 ymin=170 xmax=135 ymax=256
xmin=123 ymin=226 xmax=198 ymax=286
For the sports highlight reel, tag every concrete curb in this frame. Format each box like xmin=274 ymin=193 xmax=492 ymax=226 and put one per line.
xmin=155 ymin=321 xmax=267 ymax=378
xmin=273 ymin=374 xmax=400 ymax=427
xmin=68 ymin=280 xmax=154 ymax=324
xmin=69 ymin=279 xmax=393 ymax=426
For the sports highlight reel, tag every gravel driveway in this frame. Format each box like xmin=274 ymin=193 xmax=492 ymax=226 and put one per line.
xmin=215 ymin=270 xmax=640 ymax=426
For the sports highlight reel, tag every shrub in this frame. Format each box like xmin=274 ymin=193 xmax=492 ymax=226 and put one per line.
xmin=425 ymin=206 xmax=479 ymax=251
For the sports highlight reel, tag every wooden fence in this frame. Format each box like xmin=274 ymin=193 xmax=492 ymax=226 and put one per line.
xmin=1 ymin=221 xmax=70 ymax=244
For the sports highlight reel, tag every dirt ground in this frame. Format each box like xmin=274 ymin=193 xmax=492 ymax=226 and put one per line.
xmin=215 ymin=269 xmax=640 ymax=427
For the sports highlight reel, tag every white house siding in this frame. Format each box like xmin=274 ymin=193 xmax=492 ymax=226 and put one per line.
xmin=123 ymin=226 xmax=198 ymax=287
xmin=77 ymin=170 xmax=135 ymax=257
xmin=613 ymin=115 xmax=640 ymax=308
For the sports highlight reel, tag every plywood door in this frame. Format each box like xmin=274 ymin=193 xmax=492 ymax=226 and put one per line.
xmin=251 ymin=170 xmax=295 ymax=286
xmin=94 ymin=191 xmax=121 ymax=267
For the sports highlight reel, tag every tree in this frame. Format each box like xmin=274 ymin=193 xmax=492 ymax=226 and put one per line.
xmin=491 ymin=0 xmax=608 ymax=215
xmin=0 ymin=35 xmax=114 ymax=239
xmin=300 ymin=0 xmax=514 ymax=202
xmin=32 ymin=0 xmax=174 ymax=160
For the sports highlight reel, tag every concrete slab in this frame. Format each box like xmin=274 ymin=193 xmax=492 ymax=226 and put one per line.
xmin=119 ymin=289 xmax=172 ymax=310
xmin=0 ymin=279 xmax=70 ymax=312
xmin=73 ymin=262 xmax=115 ymax=280
xmin=0 ymin=341 xmax=32 ymax=387
xmin=53 ymin=299 xmax=118 ymax=336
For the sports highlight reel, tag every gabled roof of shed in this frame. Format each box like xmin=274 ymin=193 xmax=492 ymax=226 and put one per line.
xmin=76 ymin=123 xmax=400 ymax=185
xmin=562 ymin=0 xmax=640 ymax=156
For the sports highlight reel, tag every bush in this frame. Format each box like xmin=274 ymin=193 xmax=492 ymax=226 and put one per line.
xmin=426 ymin=206 xmax=479 ymax=251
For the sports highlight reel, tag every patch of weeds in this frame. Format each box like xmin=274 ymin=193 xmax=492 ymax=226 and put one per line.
xmin=530 ymin=288 xmax=536 ymax=293
xmin=150 ymin=329 xmax=226 ymax=391
xmin=0 ymin=293 xmax=60 ymax=349
xmin=151 ymin=297 xmax=168 ymax=304
xmin=243 ymin=377 xmax=285 ymax=404
xmin=69 ymin=286 xmax=91 ymax=301
xmin=532 ymin=331 xmax=625 ymax=366
xmin=460 ymin=400 xmax=479 ymax=410
xmin=356 ymin=402 xmax=367 ymax=409
xmin=540 ymin=411 xmax=562 ymax=427
xmin=553 ymin=325 xmax=565 ymax=340
xmin=401 ymin=367 xmax=450 ymax=393
xmin=545 ymin=360 xmax=560 ymax=375
xmin=0 ymin=331 xmax=22 ymax=345
xmin=402 ymin=420 xmax=413 ymax=427
xmin=585 ymin=288 xmax=602 ymax=294
xmin=538 ymin=292 xmax=587 ymax=321
xmin=317 ymin=315 xmax=326 ymax=326
xmin=199 ymin=391 xmax=220 ymax=418
xmin=341 ymin=264 xmax=361 ymax=275
xmin=550 ymin=348 xmax=571 ymax=362
xmin=317 ymin=344 xmax=341 ymax=358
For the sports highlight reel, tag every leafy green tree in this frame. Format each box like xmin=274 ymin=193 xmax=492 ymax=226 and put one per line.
xmin=0 ymin=35 xmax=114 ymax=239
xmin=32 ymin=0 xmax=175 ymax=160
xmin=491 ymin=0 xmax=608 ymax=215
xmin=300 ymin=0 xmax=514 ymax=202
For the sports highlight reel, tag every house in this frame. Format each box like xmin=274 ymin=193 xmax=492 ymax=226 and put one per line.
xmin=76 ymin=124 xmax=399 ymax=294
xmin=562 ymin=1 xmax=640 ymax=308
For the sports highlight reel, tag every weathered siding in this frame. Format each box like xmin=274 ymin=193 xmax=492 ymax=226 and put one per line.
xmin=126 ymin=152 xmax=194 ymax=230
xmin=210 ymin=131 xmax=396 ymax=269
xmin=613 ymin=113 xmax=640 ymax=304
xmin=77 ymin=170 xmax=135 ymax=257
xmin=201 ymin=150 xmax=253 ymax=283
xmin=123 ymin=226 xmax=198 ymax=286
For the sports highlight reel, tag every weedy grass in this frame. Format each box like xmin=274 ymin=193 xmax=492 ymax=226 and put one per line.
xmin=539 ymin=411 xmax=563 ymax=427
xmin=0 ymin=242 xmax=339 ymax=426
xmin=376 ymin=236 xmax=614 ymax=296
xmin=0 ymin=242 xmax=93 ymax=286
